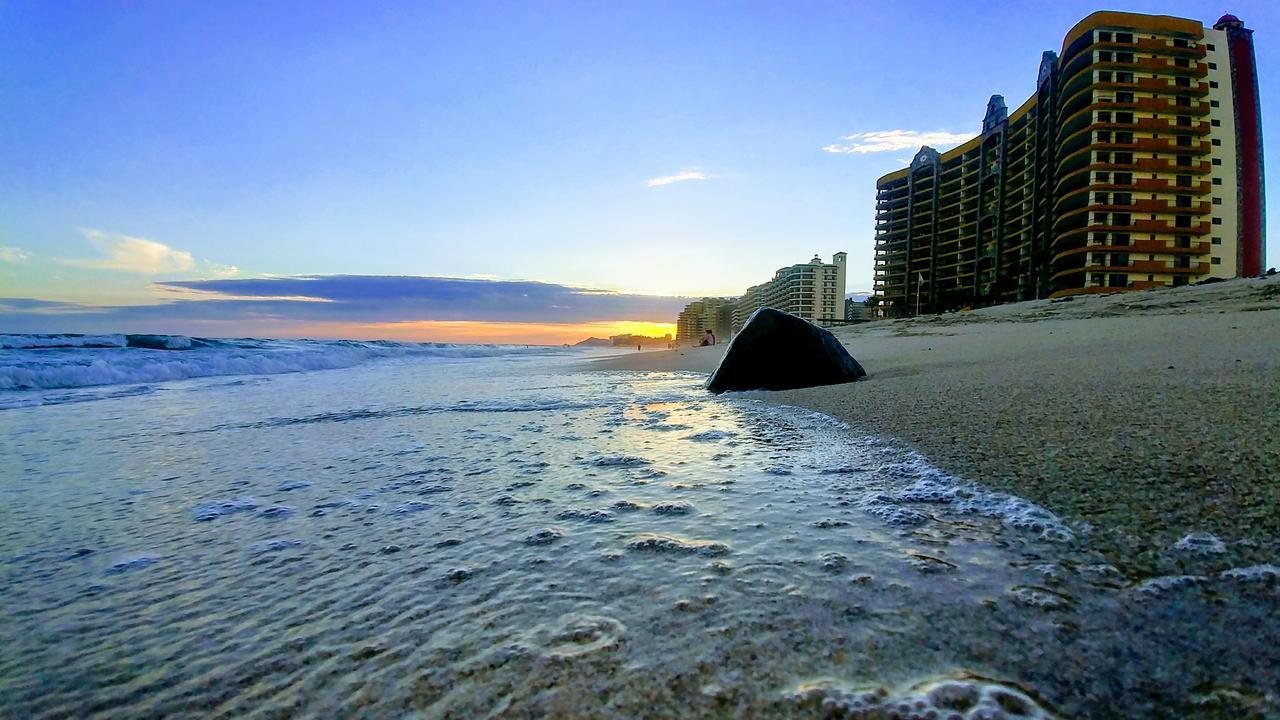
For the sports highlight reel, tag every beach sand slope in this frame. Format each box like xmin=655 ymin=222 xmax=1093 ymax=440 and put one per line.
xmin=586 ymin=277 xmax=1280 ymax=565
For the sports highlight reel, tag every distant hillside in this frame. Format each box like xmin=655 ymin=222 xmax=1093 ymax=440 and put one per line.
xmin=574 ymin=337 xmax=612 ymax=347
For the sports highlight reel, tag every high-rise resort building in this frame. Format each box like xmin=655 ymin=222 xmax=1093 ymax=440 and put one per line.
xmin=732 ymin=253 xmax=847 ymax=329
xmin=675 ymin=297 xmax=736 ymax=344
xmin=873 ymin=12 xmax=1264 ymax=316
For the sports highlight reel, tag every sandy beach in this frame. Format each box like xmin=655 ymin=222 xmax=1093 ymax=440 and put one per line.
xmin=588 ymin=277 xmax=1280 ymax=569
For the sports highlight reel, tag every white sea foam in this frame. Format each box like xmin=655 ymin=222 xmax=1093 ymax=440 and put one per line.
xmin=0 ymin=335 xmax=573 ymax=396
xmin=0 ymin=333 xmax=126 ymax=349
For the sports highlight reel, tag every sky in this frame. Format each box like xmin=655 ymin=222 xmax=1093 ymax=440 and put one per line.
xmin=2 ymin=0 xmax=1277 ymax=343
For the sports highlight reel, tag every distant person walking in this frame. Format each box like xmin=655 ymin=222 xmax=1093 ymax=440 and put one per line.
xmin=700 ymin=329 xmax=716 ymax=347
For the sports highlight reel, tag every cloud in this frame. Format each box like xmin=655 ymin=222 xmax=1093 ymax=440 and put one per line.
xmin=0 ymin=275 xmax=693 ymax=336
xmin=822 ymin=130 xmax=973 ymax=154
xmin=646 ymin=170 xmax=708 ymax=187
xmin=0 ymin=245 xmax=32 ymax=263
xmin=61 ymin=229 xmax=196 ymax=274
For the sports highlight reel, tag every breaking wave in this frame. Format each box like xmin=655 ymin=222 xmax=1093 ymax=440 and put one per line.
xmin=0 ymin=334 xmax=572 ymax=394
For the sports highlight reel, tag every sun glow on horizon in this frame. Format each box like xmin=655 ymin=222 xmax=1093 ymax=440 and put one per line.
xmin=282 ymin=319 xmax=677 ymax=346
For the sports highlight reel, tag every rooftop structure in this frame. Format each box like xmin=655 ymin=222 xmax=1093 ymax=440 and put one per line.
xmin=732 ymin=253 xmax=847 ymax=329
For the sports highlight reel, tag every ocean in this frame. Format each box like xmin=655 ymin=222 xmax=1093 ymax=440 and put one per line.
xmin=1 ymin=335 xmax=1277 ymax=718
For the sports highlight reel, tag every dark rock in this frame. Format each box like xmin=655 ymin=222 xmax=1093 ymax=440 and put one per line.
xmin=705 ymin=308 xmax=866 ymax=393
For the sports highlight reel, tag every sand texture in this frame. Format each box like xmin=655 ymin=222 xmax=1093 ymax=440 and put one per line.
xmin=587 ymin=277 xmax=1280 ymax=567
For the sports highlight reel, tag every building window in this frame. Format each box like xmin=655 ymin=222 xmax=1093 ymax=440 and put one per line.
xmin=1211 ymin=119 xmax=1221 ymax=127
xmin=1097 ymin=111 xmax=1112 ymax=122
xmin=1210 ymin=100 xmax=1220 ymax=108
xmin=1177 ymin=235 xmax=1191 ymax=248
xmin=1117 ymin=52 xmax=1134 ymax=63
xmin=1115 ymin=172 xmax=1133 ymax=184
xmin=1176 ymin=96 xmax=1191 ymax=107
xmin=1175 ymin=215 xmax=1191 ymax=228
xmin=1116 ymin=33 xmax=1133 ymax=43
xmin=1212 ymin=257 xmax=1221 ymax=265
xmin=1109 ymin=274 xmax=1129 ymax=287
xmin=1213 ymin=197 xmax=1222 ymax=205
xmin=1117 ymin=91 xmax=1134 ymax=103
xmin=1116 ymin=112 xmax=1134 ymax=124
xmin=1092 ymin=273 xmax=1106 ymax=286
xmin=1211 ymin=139 xmax=1222 ymax=146
xmin=1099 ymin=51 xmax=1113 ymax=62
xmin=1176 ymin=175 xmax=1191 ymax=187
xmin=1176 ymin=195 xmax=1191 ymax=208
xmin=1212 ymin=178 xmax=1222 ymax=185
xmin=1212 ymin=158 xmax=1222 ymax=166
xmin=1114 ymin=192 xmax=1132 ymax=205
xmin=1173 ymin=276 xmax=1189 ymax=286
xmin=1209 ymin=81 xmax=1219 ymax=89
xmin=1212 ymin=237 xmax=1222 ymax=245
xmin=1212 ymin=217 xmax=1222 ymax=225
xmin=1116 ymin=71 xmax=1134 ymax=83
xmin=1098 ymin=31 xmax=1112 ymax=42
xmin=1098 ymin=70 xmax=1113 ymax=82
xmin=1096 ymin=171 xmax=1111 ymax=183
xmin=1206 ymin=43 xmax=1216 ymax=51
xmin=1208 ymin=62 xmax=1217 ymax=70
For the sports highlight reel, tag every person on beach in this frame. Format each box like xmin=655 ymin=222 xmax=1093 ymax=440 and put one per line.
xmin=700 ymin=329 xmax=716 ymax=347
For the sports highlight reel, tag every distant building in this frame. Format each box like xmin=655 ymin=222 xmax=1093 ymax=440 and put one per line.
xmin=873 ymin=12 xmax=1265 ymax=317
xmin=844 ymin=297 xmax=873 ymax=323
xmin=675 ymin=298 xmax=735 ymax=343
xmin=732 ymin=253 xmax=847 ymax=329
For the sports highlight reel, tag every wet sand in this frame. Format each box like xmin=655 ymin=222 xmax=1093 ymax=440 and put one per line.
xmin=587 ymin=277 xmax=1280 ymax=570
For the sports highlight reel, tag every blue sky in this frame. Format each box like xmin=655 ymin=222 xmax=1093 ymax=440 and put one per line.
xmin=1 ymin=1 xmax=1276 ymax=340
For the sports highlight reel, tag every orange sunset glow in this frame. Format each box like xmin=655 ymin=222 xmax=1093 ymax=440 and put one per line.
xmin=288 ymin=320 xmax=678 ymax=346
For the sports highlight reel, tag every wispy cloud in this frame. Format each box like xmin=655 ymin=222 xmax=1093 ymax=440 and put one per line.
xmin=61 ymin=229 xmax=196 ymax=274
xmin=0 ymin=245 xmax=32 ymax=263
xmin=56 ymin=229 xmax=241 ymax=278
xmin=645 ymin=170 xmax=708 ymax=187
xmin=822 ymin=130 xmax=972 ymax=154
xmin=0 ymin=275 xmax=693 ymax=336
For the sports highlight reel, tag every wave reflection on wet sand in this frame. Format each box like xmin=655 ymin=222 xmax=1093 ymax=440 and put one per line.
xmin=1 ymin=355 xmax=1277 ymax=718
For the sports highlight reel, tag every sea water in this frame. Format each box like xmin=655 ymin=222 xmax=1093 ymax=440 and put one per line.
xmin=1 ymin=337 xmax=1277 ymax=718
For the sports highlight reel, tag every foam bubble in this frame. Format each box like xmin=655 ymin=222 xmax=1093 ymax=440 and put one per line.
xmin=588 ymin=454 xmax=652 ymax=468
xmin=556 ymin=508 xmax=615 ymax=523
xmin=1172 ymin=532 xmax=1226 ymax=555
xmin=393 ymin=500 xmax=433 ymax=514
xmin=523 ymin=528 xmax=564 ymax=545
xmin=1219 ymin=564 xmax=1280 ymax=585
xmin=1133 ymin=575 xmax=1207 ymax=597
xmin=685 ymin=430 xmax=733 ymax=443
xmin=786 ymin=674 xmax=1054 ymax=719
xmin=626 ymin=533 xmax=729 ymax=556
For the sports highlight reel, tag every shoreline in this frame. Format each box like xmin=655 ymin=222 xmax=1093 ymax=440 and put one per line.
xmin=585 ymin=277 xmax=1280 ymax=568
